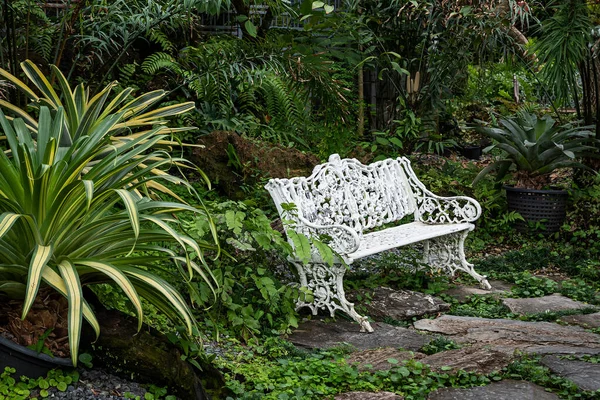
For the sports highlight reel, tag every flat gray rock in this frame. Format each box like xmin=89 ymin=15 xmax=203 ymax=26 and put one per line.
xmin=350 ymin=287 xmax=449 ymax=321
xmin=413 ymin=315 xmax=600 ymax=355
xmin=346 ymin=348 xmax=424 ymax=372
xmin=289 ymin=320 xmax=431 ymax=351
xmin=335 ymin=392 xmax=402 ymax=400
xmin=541 ymin=355 xmax=600 ymax=391
xmin=419 ymin=345 xmax=512 ymax=375
xmin=502 ymin=294 xmax=594 ymax=315
xmin=427 ymin=380 xmax=559 ymax=399
xmin=443 ymin=280 xmax=512 ymax=303
xmin=560 ymin=312 xmax=600 ymax=329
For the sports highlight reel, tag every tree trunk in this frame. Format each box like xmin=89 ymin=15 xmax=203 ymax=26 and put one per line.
xmin=357 ymin=62 xmax=365 ymax=136
xmin=498 ymin=0 xmax=536 ymax=65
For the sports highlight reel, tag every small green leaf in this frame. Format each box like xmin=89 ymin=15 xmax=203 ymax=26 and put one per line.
xmin=244 ymin=20 xmax=257 ymax=37
xmin=324 ymin=4 xmax=334 ymax=13
xmin=375 ymin=137 xmax=390 ymax=146
xmin=224 ymin=210 xmax=245 ymax=235
xmin=390 ymin=61 xmax=409 ymax=76
xmin=389 ymin=137 xmax=403 ymax=148
xmin=300 ymin=0 xmax=312 ymax=14
xmin=460 ymin=6 xmax=472 ymax=15
xmin=312 ymin=1 xmax=324 ymax=9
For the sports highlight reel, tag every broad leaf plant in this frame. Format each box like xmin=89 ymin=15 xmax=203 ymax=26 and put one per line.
xmin=0 ymin=61 xmax=219 ymax=365
xmin=473 ymin=112 xmax=597 ymax=189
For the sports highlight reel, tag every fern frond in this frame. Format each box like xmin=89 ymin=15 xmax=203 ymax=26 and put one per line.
xmin=148 ymin=29 xmax=176 ymax=53
xmin=118 ymin=63 xmax=138 ymax=85
xmin=141 ymin=52 xmax=179 ymax=75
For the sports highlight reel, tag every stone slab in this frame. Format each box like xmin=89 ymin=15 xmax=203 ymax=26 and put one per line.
xmin=419 ymin=345 xmax=512 ymax=375
xmin=427 ymin=380 xmax=559 ymax=400
xmin=336 ymin=392 xmax=402 ymax=400
xmin=413 ymin=315 xmax=600 ymax=355
xmin=289 ymin=320 xmax=431 ymax=351
xmin=443 ymin=280 xmax=512 ymax=303
xmin=541 ymin=355 xmax=600 ymax=391
xmin=346 ymin=348 xmax=424 ymax=372
xmin=502 ymin=294 xmax=594 ymax=315
xmin=350 ymin=287 xmax=449 ymax=321
xmin=560 ymin=312 xmax=600 ymax=329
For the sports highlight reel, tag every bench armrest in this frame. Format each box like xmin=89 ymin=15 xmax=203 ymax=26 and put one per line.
xmin=295 ymin=216 xmax=361 ymax=254
xmin=416 ymin=193 xmax=482 ymax=224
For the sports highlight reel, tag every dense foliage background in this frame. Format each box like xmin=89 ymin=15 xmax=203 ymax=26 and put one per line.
xmin=2 ymin=0 xmax=600 ymax=398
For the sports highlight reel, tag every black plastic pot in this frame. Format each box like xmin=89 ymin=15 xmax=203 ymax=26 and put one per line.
xmin=460 ymin=145 xmax=483 ymax=160
xmin=0 ymin=336 xmax=73 ymax=378
xmin=504 ymin=186 xmax=568 ymax=233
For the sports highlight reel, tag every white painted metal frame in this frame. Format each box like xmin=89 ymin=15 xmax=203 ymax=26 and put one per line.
xmin=265 ymin=154 xmax=490 ymax=332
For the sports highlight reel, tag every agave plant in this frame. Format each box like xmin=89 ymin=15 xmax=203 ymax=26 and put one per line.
xmin=0 ymin=67 xmax=219 ymax=366
xmin=473 ymin=112 xmax=596 ymax=189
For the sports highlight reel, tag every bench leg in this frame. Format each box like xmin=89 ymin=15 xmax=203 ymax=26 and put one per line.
xmin=423 ymin=231 xmax=492 ymax=290
xmin=292 ymin=261 xmax=374 ymax=333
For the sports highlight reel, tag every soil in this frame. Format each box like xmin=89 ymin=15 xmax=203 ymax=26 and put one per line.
xmin=192 ymin=130 xmax=319 ymax=198
xmin=0 ymin=288 xmax=71 ymax=358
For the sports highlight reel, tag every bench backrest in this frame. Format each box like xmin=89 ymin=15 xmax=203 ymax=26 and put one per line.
xmin=266 ymin=154 xmax=423 ymax=236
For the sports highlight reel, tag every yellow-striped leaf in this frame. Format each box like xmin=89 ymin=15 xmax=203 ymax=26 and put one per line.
xmin=41 ymin=267 xmax=100 ymax=341
xmin=0 ymin=100 xmax=38 ymax=128
xmin=77 ymin=260 xmax=144 ymax=331
xmin=22 ymin=245 xmax=53 ymax=319
xmin=122 ymin=267 xmax=194 ymax=335
xmin=115 ymin=189 xmax=140 ymax=247
xmin=50 ymin=65 xmax=79 ymax=132
xmin=57 ymin=259 xmax=83 ymax=366
xmin=132 ymin=102 xmax=196 ymax=121
xmin=0 ymin=67 xmax=40 ymax=101
xmin=0 ymin=212 xmax=22 ymax=239
xmin=21 ymin=61 xmax=62 ymax=107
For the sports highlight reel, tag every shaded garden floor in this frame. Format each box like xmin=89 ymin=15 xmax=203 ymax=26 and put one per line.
xmin=215 ymin=247 xmax=600 ymax=399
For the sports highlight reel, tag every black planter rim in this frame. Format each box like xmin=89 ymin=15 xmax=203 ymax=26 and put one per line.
xmin=0 ymin=335 xmax=73 ymax=367
xmin=503 ymin=185 xmax=568 ymax=196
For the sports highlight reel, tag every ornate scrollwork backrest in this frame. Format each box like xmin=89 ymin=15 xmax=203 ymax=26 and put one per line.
xmin=291 ymin=155 xmax=363 ymax=233
xmin=265 ymin=154 xmax=419 ymax=236
xmin=337 ymin=156 xmax=417 ymax=231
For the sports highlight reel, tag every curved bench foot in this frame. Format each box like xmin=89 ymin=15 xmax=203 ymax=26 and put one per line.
xmin=359 ymin=318 xmax=374 ymax=333
xmin=479 ymin=277 xmax=492 ymax=290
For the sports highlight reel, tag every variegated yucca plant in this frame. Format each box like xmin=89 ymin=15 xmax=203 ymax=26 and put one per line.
xmin=0 ymin=61 xmax=219 ymax=366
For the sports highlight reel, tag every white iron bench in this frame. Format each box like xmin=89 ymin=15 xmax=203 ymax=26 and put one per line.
xmin=265 ymin=154 xmax=490 ymax=333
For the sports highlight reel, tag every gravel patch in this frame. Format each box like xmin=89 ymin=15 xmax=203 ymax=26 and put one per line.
xmin=29 ymin=368 xmax=180 ymax=400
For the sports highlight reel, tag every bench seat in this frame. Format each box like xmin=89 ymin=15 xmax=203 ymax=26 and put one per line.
xmin=348 ymin=222 xmax=473 ymax=262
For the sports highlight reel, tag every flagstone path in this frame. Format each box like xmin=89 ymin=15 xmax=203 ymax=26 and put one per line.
xmin=289 ymin=283 xmax=600 ymax=399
